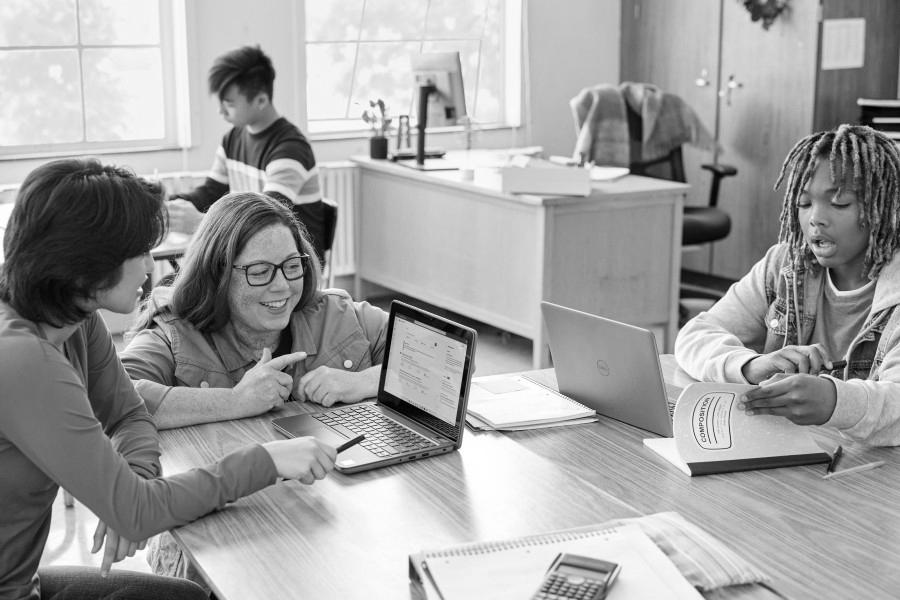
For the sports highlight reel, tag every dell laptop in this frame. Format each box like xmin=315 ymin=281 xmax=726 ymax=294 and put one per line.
xmin=541 ymin=301 xmax=674 ymax=437
xmin=272 ymin=300 xmax=477 ymax=473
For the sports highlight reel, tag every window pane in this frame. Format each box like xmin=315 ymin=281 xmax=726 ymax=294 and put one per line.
xmin=306 ymin=43 xmax=357 ymax=120
xmin=80 ymin=0 xmax=160 ymax=45
xmin=359 ymin=0 xmax=427 ymax=41
xmin=83 ymin=48 xmax=165 ymax=141
xmin=0 ymin=49 xmax=82 ymax=145
xmin=0 ymin=0 xmax=77 ymax=47
xmin=425 ymin=0 xmax=489 ymax=40
xmin=352 ymin=42 xmax=422 ymax=121
xmin=306 ymin=0 xmax=364 ymax=42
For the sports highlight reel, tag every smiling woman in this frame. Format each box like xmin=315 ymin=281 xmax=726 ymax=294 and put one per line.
xmin=121 ymin=191 xmax=389 ymax=429
xmin=119 ymin=191 xmax=389 ymax=587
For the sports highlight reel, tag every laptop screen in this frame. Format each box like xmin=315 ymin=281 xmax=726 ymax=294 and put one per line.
xmin=379 ymin=302 xmax=476 ymax=442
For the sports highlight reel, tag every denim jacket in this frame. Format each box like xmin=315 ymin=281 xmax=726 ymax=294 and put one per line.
xmin=675 ymin=243 xmax=900 ymax=446
xmin=120 ymin=287 xmax=388 ymax=414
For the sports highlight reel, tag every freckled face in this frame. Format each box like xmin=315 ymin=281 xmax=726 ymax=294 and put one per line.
xmin=798 ymin=160 xmax=870 ymax=288
xmin=228 ymin=224 xmax=304 ymax=337
xmin=93 ymin=253 xmax=153 ymax=314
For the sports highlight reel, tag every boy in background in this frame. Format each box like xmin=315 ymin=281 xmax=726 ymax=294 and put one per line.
xmin=168 ymin=45 xmax=327 ymax=258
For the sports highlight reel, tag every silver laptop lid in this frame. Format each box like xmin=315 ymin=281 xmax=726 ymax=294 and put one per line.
xmin=541 ymin=302 xmax=673 ymax=437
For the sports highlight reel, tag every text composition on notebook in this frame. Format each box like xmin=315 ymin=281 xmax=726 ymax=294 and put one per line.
xmin=383 ymin=315 xmax=467 ymax=425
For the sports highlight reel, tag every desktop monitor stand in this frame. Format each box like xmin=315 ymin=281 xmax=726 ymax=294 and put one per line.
xmin=397 ymin=83 xmax=458 ymax=172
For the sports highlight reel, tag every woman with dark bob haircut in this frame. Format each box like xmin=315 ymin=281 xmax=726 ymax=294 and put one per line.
xmin=0 ymin=159 xmax=338 ymax=600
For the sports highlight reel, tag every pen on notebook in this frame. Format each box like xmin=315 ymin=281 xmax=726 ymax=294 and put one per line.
xmin=336 ymin=434 xmax=365 ymax=454
xmin=825 ymin=445 xmax=843 ymax=474
xmin=822 ymin=460 xmax=885 ymax=480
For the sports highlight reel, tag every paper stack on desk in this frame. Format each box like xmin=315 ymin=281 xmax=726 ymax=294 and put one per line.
xmin=466 ymin=374 xmax=596 ymax=431
xmin=473 ymin=155 xmax=592 ymax=196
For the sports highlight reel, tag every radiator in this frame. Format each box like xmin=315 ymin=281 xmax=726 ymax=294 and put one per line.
xmin=318 ymin=161 xmax=357 ymax=276
xmin=157 ymin=164 xmax=358 ymax=276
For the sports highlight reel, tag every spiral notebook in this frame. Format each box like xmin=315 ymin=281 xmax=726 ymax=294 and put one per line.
xmin=466 ymin=374 xmax=596 ymax=430
xmin=409 ymin=523 xmax=701 ymax=600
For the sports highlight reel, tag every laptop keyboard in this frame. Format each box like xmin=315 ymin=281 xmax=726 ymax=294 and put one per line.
xmin=313 ymin=405 xmax=437 ymax=458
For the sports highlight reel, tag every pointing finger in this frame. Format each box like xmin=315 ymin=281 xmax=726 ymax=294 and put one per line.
xmin=267 ymin=351 xmax=308 ymax=371
xmin=258 ymin=347 xmax=273 ymax=364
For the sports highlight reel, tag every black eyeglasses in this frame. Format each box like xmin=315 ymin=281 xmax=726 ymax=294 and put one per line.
xmin=232 ymin=254 xmax=310 ymax=286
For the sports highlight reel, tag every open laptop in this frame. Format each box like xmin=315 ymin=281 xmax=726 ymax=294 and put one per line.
xmin=272 ymin=300 xmax=477 ymax=473
xmin=541 ymin=301 xmax=674 ymax=437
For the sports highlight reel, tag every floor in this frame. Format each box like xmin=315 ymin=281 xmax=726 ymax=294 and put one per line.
xmin=42 ymin=291 xmax=535 ymax=576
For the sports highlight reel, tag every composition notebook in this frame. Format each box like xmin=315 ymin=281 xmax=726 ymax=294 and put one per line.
xmin=409 ymin=524 xmax=701 ymax=600
xmin=644 ymin=382 xmax=831 ymax=476
xmin=466 ymin=374 xmax=597 ymax=430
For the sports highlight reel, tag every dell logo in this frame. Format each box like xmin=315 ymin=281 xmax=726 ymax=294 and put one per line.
xmin=596 ymin=360 xmax=610 ymax=376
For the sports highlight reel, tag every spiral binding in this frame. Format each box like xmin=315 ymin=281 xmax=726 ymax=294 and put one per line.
xmin=426 ymin=527 xmax=618 ymax=558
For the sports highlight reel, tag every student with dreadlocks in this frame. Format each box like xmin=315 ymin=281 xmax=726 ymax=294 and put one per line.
xmin=675 ymin=124 xmax=900 ymax=446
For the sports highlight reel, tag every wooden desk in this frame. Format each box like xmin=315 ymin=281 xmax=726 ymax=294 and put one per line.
xmin=159 ymin=406 xmax=639 ymax=600
xmin=516 ymin=357 xmax=900 ymax=600
xmin=351 ymin=154 xmax=687 ymax=367
xmin=158 ymin=358 xmax=899 ymax=599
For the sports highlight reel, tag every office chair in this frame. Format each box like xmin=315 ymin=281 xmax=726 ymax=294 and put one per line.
xmin=624 ymin=105 xmax=738 ymax=301
xmin=320 ymin=197 xmax=339 ymax=288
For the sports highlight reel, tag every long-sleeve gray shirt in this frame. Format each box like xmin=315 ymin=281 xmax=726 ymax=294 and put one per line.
xmin=0 ymin=304 xmax=277 ymax=600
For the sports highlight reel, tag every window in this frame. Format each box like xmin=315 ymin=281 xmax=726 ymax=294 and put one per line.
xmin=305 ymin=0 xmax=521 ymax=135
xmin=0 ymin=0 xmax=187 ymax=158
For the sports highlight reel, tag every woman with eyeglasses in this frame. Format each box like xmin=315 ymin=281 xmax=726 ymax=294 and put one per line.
xmin=120 ymin=190 xmax=387 ymax=586
xmin=0 ymin=160 xmax=337 ymax=599
xmin=121 ymin=191 xmax=387 ymax=429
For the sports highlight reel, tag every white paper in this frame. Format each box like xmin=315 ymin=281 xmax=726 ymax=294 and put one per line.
xmin=821 ymin=18 xmax=865 ymax=70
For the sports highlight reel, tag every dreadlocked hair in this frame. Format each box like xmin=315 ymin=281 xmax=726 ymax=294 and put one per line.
xmin=774 ymin=124 xmax=900 ymax=280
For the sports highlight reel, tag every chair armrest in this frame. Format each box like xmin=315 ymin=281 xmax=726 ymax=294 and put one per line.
xmin=700 ymin=163 xmax=738 ymax=178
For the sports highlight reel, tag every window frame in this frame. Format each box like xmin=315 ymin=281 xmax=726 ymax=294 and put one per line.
xmin=303 ymin=0 xmax=522 ymax=138
xmin=0 ymin=0 xmax=189 ymax=160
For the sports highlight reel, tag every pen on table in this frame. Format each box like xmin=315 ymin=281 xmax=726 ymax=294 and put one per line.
xmin=826 ymin=445 xmax=843 ymax=475
xmin=336 ymin=434 xmax=365 ymax=454
xmin=822 ymin=460 xmax=886 ymax=480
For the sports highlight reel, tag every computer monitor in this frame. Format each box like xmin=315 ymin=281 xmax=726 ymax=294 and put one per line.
xmin=401 ymin=51 xmax=467 ymax=171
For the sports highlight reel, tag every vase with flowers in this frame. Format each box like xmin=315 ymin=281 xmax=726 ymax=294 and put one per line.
xmin=362 ymin=99 xmax=392 ymax=159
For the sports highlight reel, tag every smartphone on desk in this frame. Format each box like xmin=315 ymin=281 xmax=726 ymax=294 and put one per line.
xmin=531 ymin=553 xmax=621 ymax=600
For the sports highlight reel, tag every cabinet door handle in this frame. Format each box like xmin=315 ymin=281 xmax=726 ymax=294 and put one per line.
xmin=718 ymin=74 xmax=744 ymax=106
xmin=695 ymin=68 xmax=711 ymax=87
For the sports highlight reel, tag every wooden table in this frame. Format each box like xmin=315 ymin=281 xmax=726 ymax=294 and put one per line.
xmin=158 ymin=356 xmax=899 ymax=600
xmin=351 ymin=153 xmax=687 ymax=367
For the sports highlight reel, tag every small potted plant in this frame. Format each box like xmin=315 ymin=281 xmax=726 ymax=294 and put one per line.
xmin=362 ymin=98 xmax=392 ymax=159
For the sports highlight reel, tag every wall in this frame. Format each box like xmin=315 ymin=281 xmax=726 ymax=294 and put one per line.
xmin=0 ymin=0 xmax=620 ymax=183
xmin=525 ymin=0 xmax=621 ymax=156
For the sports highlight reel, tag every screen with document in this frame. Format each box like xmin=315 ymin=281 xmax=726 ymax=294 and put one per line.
xmin=383 ymin=314 xmax=467 ymax=425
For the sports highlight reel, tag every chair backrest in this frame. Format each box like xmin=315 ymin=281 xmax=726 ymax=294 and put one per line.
xmin=320 ymin=197 xmax=339 ymax=254
xmin=320 ymin=198 xmax=339 ymax=288
xmin=624 ymin=104 xmax=686 ymax=183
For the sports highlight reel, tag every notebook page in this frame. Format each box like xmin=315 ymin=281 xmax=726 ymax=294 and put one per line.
xmin=422 ymin=524 xmax=701 ymax=600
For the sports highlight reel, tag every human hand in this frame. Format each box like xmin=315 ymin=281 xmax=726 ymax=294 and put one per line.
xmin=232 ymin=348 xmax=307 ymax=414
xmin=166 ymin=199 xmax=204 ymax=234
xmin=91 ymin=521 xmax=146 ymax=577
xmin=740 ymin=373 xmax=837 ymax=425
xmin=262 ymin=437 xmax=337 ymax=484
xmin=295 ymin=365 xmax=379 ymax=407
xmin=740 ymin=344 xmax=833 ymax=384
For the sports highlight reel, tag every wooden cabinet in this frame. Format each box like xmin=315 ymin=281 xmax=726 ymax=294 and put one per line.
xmin=620 ymin=0 xmax=819 ymax=279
